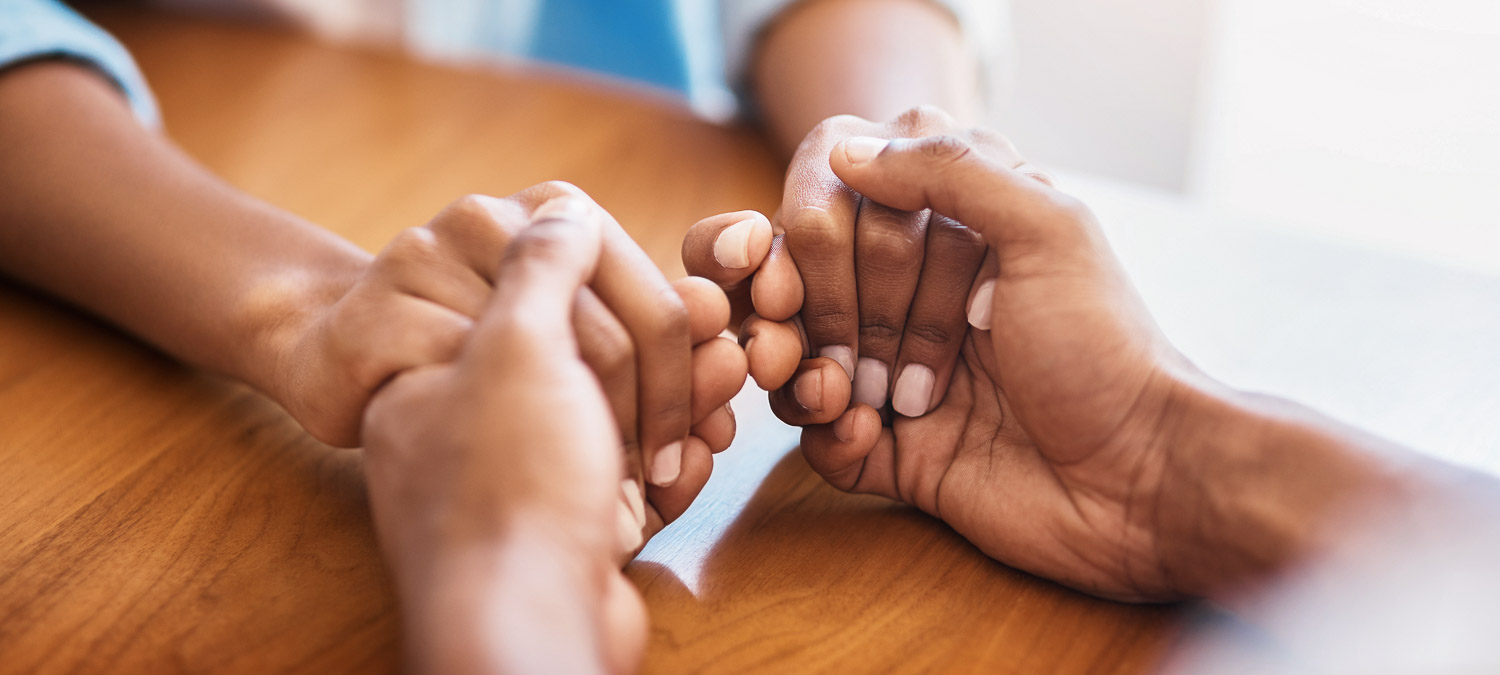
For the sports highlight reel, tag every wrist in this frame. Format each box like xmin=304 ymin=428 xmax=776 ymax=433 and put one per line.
xmin=752 ymin=0 xmax=980 ymax=156
xmin=237 ymin=247 xmax=369 ymax=424
xmin=398 ymin=513 xmax=615 ymax=675
xmin=1148 ymin=372 xmax=1416 ymax=599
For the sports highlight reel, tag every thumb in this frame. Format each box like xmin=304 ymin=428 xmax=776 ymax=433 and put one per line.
xmin=828 ymin=135 xmax=1084 ymax=251
xmin=680 ymin=210 xmax=773 ymax=286
xmin=473 ymin=195 xmax=603 ymax=362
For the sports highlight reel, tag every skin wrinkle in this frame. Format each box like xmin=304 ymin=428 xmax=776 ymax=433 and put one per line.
xmin=925 ymin=319 xmax=1177 ymax=600
xmin=889 ymin=426 xmax=909 ymax=506
xmin=857 ymin=320 xmax=903 ymax=343
xmin=1079 ymin=364 xmax=1191 ymax=598
xmin=930 ymin=335 xmax=991 ymax=526
xmin=1144 ymin=386 xmax=1196 ymax=597
xmin=901 ymin=321 xmax=954 ymax=348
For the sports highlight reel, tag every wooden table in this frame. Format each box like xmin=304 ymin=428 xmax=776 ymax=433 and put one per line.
xmin=0 ymin=8 xmax=1178 ymax=673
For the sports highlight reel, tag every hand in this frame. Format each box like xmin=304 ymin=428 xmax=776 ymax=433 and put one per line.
xmin=361 ymin=198 xmax=644 ymax=673
xmin=737 ymin=131 xmax=1201 ymax=601
xmin=685 ymin=107 xmax=1045 ymax=421
xmin=272 ymin=183 xmax=745 ymax=553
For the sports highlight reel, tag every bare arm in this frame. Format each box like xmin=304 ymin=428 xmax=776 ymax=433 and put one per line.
xmin=0 ymin=61 xmax=365 ymax=407
xmin=750 ymin=0 xmax=983 ymax=157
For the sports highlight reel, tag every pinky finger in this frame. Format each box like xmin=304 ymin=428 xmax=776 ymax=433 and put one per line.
xmin=692 ymin=404 xmax=736 ymax=453
xmin=799 ymin=405 xmax=885 ymax=494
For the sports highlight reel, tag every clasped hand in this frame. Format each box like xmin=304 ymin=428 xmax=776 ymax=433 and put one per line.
xmin=685 ymin=111 xmax=1207 ymax=602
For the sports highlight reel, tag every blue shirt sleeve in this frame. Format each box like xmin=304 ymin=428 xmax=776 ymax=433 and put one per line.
xmin=0 ymin=0 xmax=160 ymax=128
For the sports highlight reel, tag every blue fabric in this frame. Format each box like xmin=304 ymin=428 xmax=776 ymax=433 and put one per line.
xmin=0 ymin=0 xmax=159 ymax=127
xmin=528 ymin=0 xmax=689 ymax=93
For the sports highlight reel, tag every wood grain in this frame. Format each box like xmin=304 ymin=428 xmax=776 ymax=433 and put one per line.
xmin=0 ymin=7 xmax=1179 ymax=673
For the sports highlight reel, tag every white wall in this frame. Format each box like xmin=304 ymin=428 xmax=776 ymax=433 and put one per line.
xmin=997 ymin=0 xmax=1211 ymax=191
xmin=997 ymin=0 xmax=1500 ymax=276
xmin=1192 ymin=0 xmax=1500 ymax=277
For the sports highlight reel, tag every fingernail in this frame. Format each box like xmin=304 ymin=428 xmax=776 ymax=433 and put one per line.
xmin=650 ymin=441 xmax=682 ymax=487
xmin=967 ymin=279 xmax=995 ymax=330
xmin=620 ymin=479 xmax=646 ymax=528
xmin=819 ymin=345 xmax=855 ymax=381
xmin=833 ymin=410 xmax=857 ymax=443
xmin=616 ymin=500 xmax=644 ymax=553
xmin=852 ymin=357 xmax=889 ymax=409
xmin=532 ymin=195 xmax=590 ymax=222
xmin=794 ymin=369 xmax=823 ymax=413
xmin=713 ymin=217 xmax=756 ymax=269
xmin=892 ymin=364 xmax=935 ymax=417
xmin=843 ymin=137 xmax=890 ymax=165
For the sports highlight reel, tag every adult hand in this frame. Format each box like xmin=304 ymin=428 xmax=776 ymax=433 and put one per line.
xmin=687 ymin=108 xmax=1036 ymax=418
xmin=277 ymin=183 xmax=745 ymax=554
xmin=361 ymin=197 xmax=644 ymax=673
xmin=748 ymin=131 xmax=1200 ymax=601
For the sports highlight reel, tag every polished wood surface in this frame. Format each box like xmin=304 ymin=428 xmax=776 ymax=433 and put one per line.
xmin=0 ymin=8 xmax=1178 ymax=673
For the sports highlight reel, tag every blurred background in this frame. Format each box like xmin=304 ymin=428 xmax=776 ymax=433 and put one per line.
xmin=133 ymin=0 xmax=1499 ymax=468
xmin=1001 ymin=0 xmax=1500 ymax=279
xmin=151 ymin=0 xmax=1500 ymax=278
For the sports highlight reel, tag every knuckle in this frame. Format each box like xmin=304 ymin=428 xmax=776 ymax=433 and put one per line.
xmin=904 ymin=320 xmax=956 ymax=347
xmin=379 ymin=227 xmax=442 ymax=269
xmin=926 ymin=217 xmax=985 ymax=251
xmin=782 ymin=204 xmax=839 ymax=233
xmin=795 ymin=115 xmax=873 ymax=158
xmin=446 ymin=193 xmax=494 ymax=219
xmin=894 ymin=104 xmax=955 ymax=133
xmin=968 ymin=127 xmax=1017 ymax=154
xmin=432 ymin=195 xmax=501 ymax=237
xmin=801 ymin=303 xmax=857 ymax=332
xmin=647 ymin=284 xmax=691 ymax=339
xmin=537 ymin=180 xmax=587 ymax=202
xmin=506 ymin=227 xmax=575 ymax=267
xmin=651 ymin=396 xmax=694 ymax=425
xmin=811 ymin=113 xmax=868 ymax=138
xmin=857 ymin=223 xmax=924 ymax=264
xmin=431 ymin=194 xmax=511 ymax=239
xmin=782 ymin=207 xmax=848 ymax=252
xmin=917 ymin=135 xmax=976 ymax=167
xmin=858 ymin=319 xmax=902 ymax=344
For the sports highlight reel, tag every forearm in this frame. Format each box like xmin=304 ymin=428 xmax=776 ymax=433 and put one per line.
xmin=1156 ymin=373 xmax=1498 ymax=600
xmin=0 ymin=62 xmax=369 ymax=400
xmin=750 ymin=0 xmax=982 ymax=157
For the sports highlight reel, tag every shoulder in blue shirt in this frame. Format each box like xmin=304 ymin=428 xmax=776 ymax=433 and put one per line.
xmin=0 ymin=0 xmax=159 ymax=127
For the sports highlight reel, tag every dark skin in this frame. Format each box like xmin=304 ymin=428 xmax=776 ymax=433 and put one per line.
xmin=740 ymin=0 xmax=990 ymax=415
